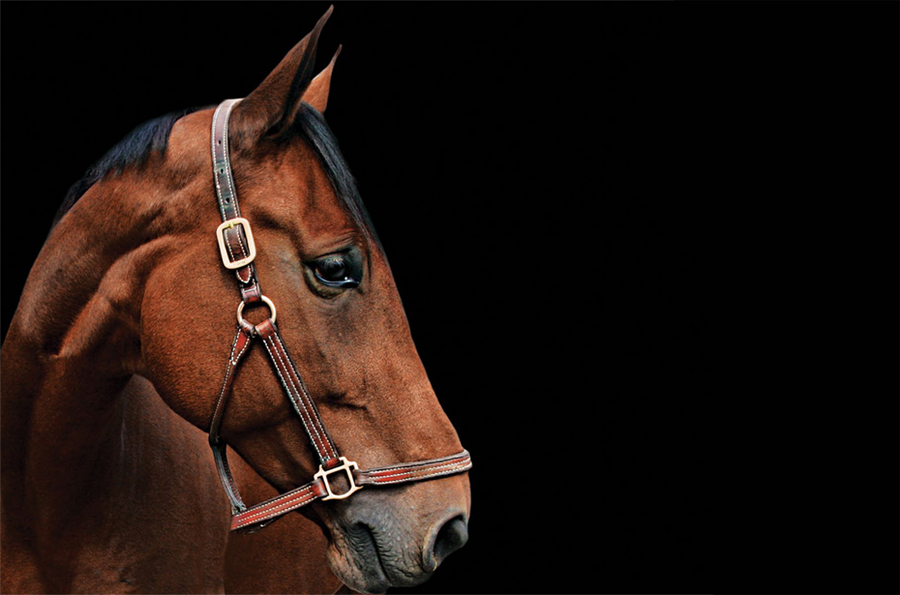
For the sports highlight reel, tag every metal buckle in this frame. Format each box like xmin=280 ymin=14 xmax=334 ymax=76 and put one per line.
xmin=314 ymin=457 xmax=363 ymax=501
xmin=216 ymin=217 xmax=257 ymax=269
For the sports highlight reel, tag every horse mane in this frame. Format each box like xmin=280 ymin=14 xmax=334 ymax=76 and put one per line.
xmin=51 ymin=102 xmax=377 ymax=246
xmin=52 ymin=106 xmax=206 ymax=228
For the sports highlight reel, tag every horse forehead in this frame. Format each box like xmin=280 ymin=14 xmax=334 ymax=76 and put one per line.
xmin=251 ymin=140 xmax=354 ymax=228
xmin=165 ymin=110 xmax=355 ymax=234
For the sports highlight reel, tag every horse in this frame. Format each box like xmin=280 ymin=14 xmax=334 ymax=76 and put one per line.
xmin=0 ymin=8 xmax=471 ymax=594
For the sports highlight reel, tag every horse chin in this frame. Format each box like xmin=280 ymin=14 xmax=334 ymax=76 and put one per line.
xmin=324 ymin=521 xmax=433 ymax=594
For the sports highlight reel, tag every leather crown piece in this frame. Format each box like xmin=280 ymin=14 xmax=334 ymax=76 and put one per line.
xmin=206 ymin=99 xmax=471 ymax=533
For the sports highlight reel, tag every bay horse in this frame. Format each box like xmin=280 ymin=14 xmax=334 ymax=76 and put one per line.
xmin=0 ymin=8 xmax=471 ymax=594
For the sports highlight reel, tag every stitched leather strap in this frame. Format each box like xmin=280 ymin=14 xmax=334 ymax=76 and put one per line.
xmin=231 ymin=451 xmax=472 ymax=533
xmin=354 ymin=451 xmax=473 ymax=487
xmin=212 ymin=99 xmax=262 ymax=300
xmin=206 ymin=98 xmax=472 ymax=533
xmin=208 ymin=328 xmax=253 ymax=514
xmin=255 ymin=319 xmax=340 ymax=468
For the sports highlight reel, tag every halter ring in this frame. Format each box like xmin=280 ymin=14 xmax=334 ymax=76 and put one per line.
xmin=237 ymin=295 xmax=276 ymax=326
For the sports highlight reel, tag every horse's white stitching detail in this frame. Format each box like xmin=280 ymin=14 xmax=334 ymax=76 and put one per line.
xmin=366 ymin=454 xmax=471 ymax=476
xmin=211 ymin=104 xmax=224 ymax=218
xmin=234 ymin=229 xmax=249 ymax=259
xmin=268 ymin=331 xmax=334 ymax=459
xmin=270 ymin=331 xmax=337 ymax=458
xmin=222 ymin=100 xmax=242 ymax=218
xmin=233 ymin=495 xmax=314 ymax=527
xmin=271 ymin=333 xmax=334 ymax=460
xmin=212 ymin=102 xmax=234 ymax=220
xmin=233 ymin=488 xmax=316 ymax=526
xmin=369 ymin=459 xmax=472 ymax=481
xmin=212 ymin=99 xmax=244 ymax=223
xmin=261 ymin=334 xmax=326 ymax=462
xmin=261 ymin=334 xmax=315 ymax=443
xmin=236 ymin=265 xmax=251 ymax=284
xmin=368 ymin=462 xmax=473 ymax=486
xmin=211 ymin=331 xmax=244 ymax=433
xmin=232 ymin=332 xmax=251 ymax=364
xmin=238 ymin=485 xmax=314 ymax=518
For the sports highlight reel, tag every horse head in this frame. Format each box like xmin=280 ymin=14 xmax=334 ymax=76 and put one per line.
xmin=119 ymin=9 xmax=469 ymax=592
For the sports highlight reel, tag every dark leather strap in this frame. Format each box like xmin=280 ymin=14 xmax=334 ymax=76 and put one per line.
xmin=206 ymin=99 xmax=471 ymax=534
xmin=211 ymin=99 xmax=262 ymax=300
xmin=256 ymin=319 xmax=340 ymax=468
xmin=208 ymin=328 xmax=253 ymax=514
xmin=230 ymin=451 xmax=472 ymax=532
xmin=354 ymin=451 xmax=473 ymax=487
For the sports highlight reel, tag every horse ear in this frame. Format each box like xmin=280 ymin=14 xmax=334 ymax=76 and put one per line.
xmin=302 ymin=45 xmax=341 ymax=113
xmin=233 ymin=6 xmax=332 ymax=138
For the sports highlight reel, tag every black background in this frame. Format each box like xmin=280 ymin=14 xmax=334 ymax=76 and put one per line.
xmin=2 ymin=3 xmax=896 ymax=594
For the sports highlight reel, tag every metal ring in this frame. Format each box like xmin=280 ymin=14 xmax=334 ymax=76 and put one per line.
xmin=237 ymin=295 xmax=276 ymax=326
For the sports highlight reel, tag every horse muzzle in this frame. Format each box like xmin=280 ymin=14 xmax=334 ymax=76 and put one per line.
xmin=322 ymin=480 xmax=470 ymax=594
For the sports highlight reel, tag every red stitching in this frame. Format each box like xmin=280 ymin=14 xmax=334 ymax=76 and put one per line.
xmin=261 ymin=334 xmax=328 ymax=462
xmin=232 ymin=488 xmax=316 ymax=527
xmin=368 ymin=456 xmax=471 ymax=478
xmin=270 ymin=331 xmax=336 ymax=460
xmin=369 ymin=463 xmax=472 ymax=486
xmin=244 ymin=484 xmax=314 ymax=512
xmin=369 ymin=459 xmax=472 ymax=482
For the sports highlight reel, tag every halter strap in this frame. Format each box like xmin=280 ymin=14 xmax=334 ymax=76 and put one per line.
xmin=230 ymin=452 xmax=473 ymax=532
xmin=206 ymin=99 xmax=471 ymax=533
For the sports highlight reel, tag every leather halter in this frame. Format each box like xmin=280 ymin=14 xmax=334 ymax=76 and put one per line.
xmin=206 ymin=99 xmax=471 ymax=533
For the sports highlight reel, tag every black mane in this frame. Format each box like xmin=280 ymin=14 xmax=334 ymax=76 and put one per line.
xmin=52 ymin=102 xmax=376 ymax=245
xmin=52 ymin=106 xmax=204 ymax=227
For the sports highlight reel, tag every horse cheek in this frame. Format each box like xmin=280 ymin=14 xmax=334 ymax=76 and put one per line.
xmin=139 ymin=253 xmax=229 ymax=430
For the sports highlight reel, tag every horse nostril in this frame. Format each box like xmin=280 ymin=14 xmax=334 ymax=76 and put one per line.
xmin=431 ymin=515 xmax=469 ymax=568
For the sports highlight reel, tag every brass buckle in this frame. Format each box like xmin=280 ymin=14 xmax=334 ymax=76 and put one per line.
xmin=216 ymin=217 xmax=257 ymax=269
xmin=314 ymin=457 xmax=363 ymax=501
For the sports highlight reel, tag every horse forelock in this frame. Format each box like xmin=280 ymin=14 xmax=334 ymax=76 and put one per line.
xmin=291 ymin=103 xmax=376 ymax=240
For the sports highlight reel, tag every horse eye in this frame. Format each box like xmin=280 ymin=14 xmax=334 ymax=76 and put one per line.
xmin=312 ymin=254 xmax=360 ymax=288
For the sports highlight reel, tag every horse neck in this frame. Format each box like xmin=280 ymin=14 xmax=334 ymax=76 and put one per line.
xmin=1 ymin=171 xmax=176 ymax=537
